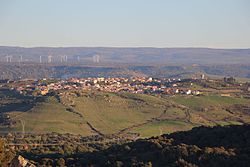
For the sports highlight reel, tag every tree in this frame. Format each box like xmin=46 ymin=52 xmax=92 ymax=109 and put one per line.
xmin=63 ymin=143 xmax=73 ymax=155
xmin=56 ymin=158 xmax=65 ymax=167
xmin=76 ymin=145 xmax=88 ymax=153
xmin=0 ymin=139 xmax=15 ymax=166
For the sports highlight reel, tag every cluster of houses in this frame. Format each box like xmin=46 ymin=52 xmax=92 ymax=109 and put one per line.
xmin=8 ymin=77 xmax=203 ymax=96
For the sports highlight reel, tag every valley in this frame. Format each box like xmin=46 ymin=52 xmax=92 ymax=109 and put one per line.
xmin=1 ymin=76 xmax=250 ymax=166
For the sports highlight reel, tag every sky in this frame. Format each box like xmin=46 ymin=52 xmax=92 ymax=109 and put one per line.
xmin=0 ymin=0 xmax=250 ymax=48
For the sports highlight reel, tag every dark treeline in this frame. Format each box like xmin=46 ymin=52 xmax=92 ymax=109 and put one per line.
xmin=61 ymin=124 xmax=250 ymax=167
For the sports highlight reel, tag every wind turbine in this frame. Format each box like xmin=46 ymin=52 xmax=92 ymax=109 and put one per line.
xmin=20 ymin=55 xmax=23 ymax=63
xmin=6 ymin=55 xmax=12 ymax=63
xmin=48 ymin=55 xmax=52 ymax=63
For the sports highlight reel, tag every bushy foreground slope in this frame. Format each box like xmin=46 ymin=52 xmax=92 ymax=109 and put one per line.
xmin=65 ymin=125 xmax=250 ymax=167
xmin=1 ymin=125 xmax=250 ymax=166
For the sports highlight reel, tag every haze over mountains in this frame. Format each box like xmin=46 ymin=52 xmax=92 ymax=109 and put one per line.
xmin=1 ymin=46 xmax=250 ymax=80
xmin=0 ymin=46 xmax=250 ymax=65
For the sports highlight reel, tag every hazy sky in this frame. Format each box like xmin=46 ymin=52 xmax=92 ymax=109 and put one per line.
xmin=0 ymin=0 xmax=250 ymax=48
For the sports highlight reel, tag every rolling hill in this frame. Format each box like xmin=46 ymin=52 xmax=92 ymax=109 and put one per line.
xmin=1 ymin=89 xmax=250 ymax=138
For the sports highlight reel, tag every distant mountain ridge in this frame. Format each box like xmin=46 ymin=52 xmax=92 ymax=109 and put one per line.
xmin=0 ymin=46 xmax=250 ymax=65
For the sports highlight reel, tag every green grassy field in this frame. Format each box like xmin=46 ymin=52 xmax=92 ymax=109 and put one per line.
xmin=70 ymin=92 xmax=167 ymax=134
xmin=170 ymin=95 xmax=249 ymax=110
xmin=5 ymin=97 xmax=94 ymax=135
xmin=132 ymin=120 xmax=193 ymax=138
xmin=1 ymin=90 xmax=250 ymax=138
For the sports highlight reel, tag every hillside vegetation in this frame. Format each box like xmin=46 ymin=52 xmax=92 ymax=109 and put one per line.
xmin=69 ymin=124 xmax=250 ymax=167
xmin=3 ymin=125 xmax=248 ymax=167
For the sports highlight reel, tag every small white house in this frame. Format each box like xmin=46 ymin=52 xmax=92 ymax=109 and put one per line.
xmin=186 ymin=90 xmax=192 ymax=95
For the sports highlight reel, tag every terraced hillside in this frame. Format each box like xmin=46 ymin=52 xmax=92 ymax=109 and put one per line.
xmin=1 ymin=89 xmax=250 ymax=138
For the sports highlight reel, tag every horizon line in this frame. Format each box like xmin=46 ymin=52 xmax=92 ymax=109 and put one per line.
xmin=0 ymin=45 xmax=250 ymax=50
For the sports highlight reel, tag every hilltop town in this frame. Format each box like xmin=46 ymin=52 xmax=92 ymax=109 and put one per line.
xmin=2 ymin=76 xmax=250 ymax=98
